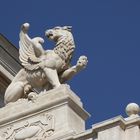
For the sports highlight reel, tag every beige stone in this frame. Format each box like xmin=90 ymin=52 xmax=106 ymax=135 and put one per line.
xmin=0 ymin=85 xmax=89 ymax=140
xmin=4 ymin=23 xmax=88 ymax=104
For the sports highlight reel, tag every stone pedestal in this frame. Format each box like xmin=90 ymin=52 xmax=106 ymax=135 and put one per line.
xmin=0 ymin=84 xmax=89 ymax=140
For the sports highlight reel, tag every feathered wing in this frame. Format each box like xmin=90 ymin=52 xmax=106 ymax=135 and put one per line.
xmin=19 ymin=24 xmax=42 ymax=71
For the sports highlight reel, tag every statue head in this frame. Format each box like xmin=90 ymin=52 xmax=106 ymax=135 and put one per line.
xmin=45 ymin=26 xmax=72 ymax=42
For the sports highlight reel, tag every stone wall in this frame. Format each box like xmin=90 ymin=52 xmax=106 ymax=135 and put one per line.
xmin=66 ymin=103 xmax=140 ymax=140
xmin=0 ymin=34 xmax=22 ymax=107
xmin=0 ymin=84 xmax=139 ymax=140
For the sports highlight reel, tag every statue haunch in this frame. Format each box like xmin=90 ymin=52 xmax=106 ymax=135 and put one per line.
xmin=4 ymin=23 xmax=88 ymax=104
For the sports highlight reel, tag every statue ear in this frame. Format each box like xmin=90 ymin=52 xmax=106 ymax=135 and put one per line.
xmin=63 ymin=26 xmax=72 ymax=32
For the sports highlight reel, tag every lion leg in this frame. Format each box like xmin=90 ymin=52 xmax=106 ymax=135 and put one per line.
xmin=44 ymin=68 xmax=61 ymax=88
xmin=4 ymin=81 xmax=24 ymax=104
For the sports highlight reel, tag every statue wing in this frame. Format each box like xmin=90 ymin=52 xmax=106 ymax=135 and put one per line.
xmin=19 ymin=23 xmax=43 ymax=71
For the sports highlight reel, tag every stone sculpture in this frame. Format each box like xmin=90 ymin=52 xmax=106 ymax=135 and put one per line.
xmin=4 ymin=23 xmax=88 ymax=104
xmin=1 ymin=113 xmax=54 ymax=140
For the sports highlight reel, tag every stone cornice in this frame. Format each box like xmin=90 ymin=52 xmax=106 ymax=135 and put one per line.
xmin=66 ymin=115 xmax=140 ymax=140
xmin=0 ymin=85 xmax=89 ymax=127
xmin=0 ymin=34 xmax=22 ymax=79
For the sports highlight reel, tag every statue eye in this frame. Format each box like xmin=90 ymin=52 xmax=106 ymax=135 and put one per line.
xmin=54 ymin=27 xmax=61 ymax=30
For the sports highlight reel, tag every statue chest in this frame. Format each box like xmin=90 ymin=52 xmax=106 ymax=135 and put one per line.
xmin=26 ymin=70 xmax=47 ymax=87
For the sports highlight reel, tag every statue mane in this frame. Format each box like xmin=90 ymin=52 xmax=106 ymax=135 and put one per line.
xmin=54 ymin=34 xmax=75 ymax=66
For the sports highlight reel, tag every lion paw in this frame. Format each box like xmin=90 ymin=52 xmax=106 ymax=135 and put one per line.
xmin=76 ymin=56 xmax=88 ymax=70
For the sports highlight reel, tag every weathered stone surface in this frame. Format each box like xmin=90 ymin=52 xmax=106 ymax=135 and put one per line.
xmin=125 ymin=103 xmax=140 ymax=118
xmin=0 ymin=84 xmax=89 ymax=140
xmin=97 ymin=126 xmax=124 ymax=140
xmin=5 ymin=23 xmax=88 ymax=104
xmin=1 ymin=84 xmax=140 ymax=140
xmin=0 ymin=34 xmax=22 ymax=78
xmin=64 ymin=114 xmax=140 ymax=140
xmin=125 ymin=125 xmax=140 ymax=140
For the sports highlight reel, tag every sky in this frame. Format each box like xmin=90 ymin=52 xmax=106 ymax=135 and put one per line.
xmin=0 ymin=0 xmax=140 ymax=129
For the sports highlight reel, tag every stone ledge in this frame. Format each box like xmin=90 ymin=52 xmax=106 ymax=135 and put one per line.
xmin=65 ymin=115 xmax=140 ymax=140
xmin=0 ymin=84 xmax=89 ymax=126
xmin=0 ymin=84 xmax=90 ymax=140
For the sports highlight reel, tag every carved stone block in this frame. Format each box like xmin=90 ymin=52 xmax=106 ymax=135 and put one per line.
xmin=0 ymin=84 xmax=89 ymax=140
xmin=0 ymin=113 xmax=54 ymax=140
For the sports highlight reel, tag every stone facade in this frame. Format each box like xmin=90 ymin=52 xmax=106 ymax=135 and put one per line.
xmin=0 ymin=84 xmax=89 ymax=140
xmin=0 ymin=34 xmax=140 ymax=140
xmin=0 ymin=34 xmax=22 ymax=107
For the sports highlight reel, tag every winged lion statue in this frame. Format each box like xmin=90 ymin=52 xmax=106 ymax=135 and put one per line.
xmin=4 ymin=23 xmax=88 ymax=104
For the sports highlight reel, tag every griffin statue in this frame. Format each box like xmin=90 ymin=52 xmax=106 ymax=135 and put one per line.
xmin=4 ymin=23 xmax=88 ymax=104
